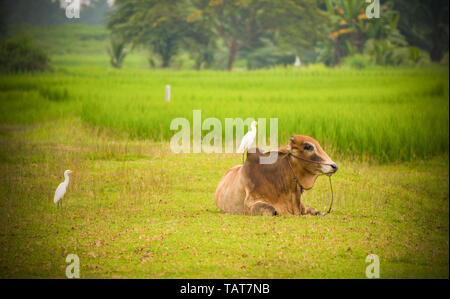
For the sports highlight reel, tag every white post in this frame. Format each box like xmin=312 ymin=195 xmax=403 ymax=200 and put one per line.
xmin=165 ymin=85 xmax=171 ymax=102
xmin=294 ymin=56 xmax=301 ymax=67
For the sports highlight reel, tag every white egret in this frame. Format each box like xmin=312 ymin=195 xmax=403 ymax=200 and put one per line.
xmin=237 ymin=121 xmax=258 ymax=164
xmin=54 ymin=170 xmax=72 ymax=208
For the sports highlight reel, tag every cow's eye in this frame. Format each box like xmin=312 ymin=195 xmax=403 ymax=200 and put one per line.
xmin=303 ymin=144 xmax=314 ymax=151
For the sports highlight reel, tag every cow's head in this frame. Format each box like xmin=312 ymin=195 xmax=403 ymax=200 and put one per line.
xmin=287 ymin=135 xmax=338 ymax=176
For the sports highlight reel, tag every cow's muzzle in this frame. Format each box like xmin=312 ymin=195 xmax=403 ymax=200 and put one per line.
xmin=324 ymin=162 xmax=338 ymax=175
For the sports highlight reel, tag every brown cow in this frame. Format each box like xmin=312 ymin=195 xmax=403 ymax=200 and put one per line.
xmin=215 ymin=135 xmax=338 ymax=216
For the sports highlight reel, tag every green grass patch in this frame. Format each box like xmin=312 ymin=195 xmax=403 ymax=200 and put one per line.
xmin=0 ymin=56 xmax=448 ymax=278
xmin=1 ymin=66 xmax=448 ymax=162
xmin=0 ymin=118 xmax=447 ymax=278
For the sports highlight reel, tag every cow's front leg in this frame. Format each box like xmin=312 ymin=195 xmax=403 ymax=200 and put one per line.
xmin=250 ymin=202 xmax=278 ymax=216
xmin=244 ymin=190 xmax=278 ymax=216
xmin=300 ymin=202 xmax=323 ymax=216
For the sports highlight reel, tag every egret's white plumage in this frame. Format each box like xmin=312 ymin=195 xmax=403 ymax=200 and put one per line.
xmin=54 ymin=170 xmax=72 ymax=208
xmin=237 ymin=121 xmax=258 ymax=163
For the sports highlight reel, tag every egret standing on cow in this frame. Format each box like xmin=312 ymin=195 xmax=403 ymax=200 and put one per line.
xmin=54 ymin=169 xmax=72 ymax=208
xmin=237 ymin=121 xmax=258 ymax=164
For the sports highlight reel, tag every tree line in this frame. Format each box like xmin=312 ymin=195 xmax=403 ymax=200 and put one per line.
xmin=106 ymin=0 xmax=449 ymax=70
xmin=1 ymin=0 xmax=448 ymax=70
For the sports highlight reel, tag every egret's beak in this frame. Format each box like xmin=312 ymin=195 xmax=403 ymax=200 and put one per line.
xmin=255 ymin=121 xmax=258 ymax=125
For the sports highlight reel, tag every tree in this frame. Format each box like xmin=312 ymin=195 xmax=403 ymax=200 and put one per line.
xmin=318 ymin=0 xmax=409 ymax=66
xmin=244 ymin=37 xmax=297 ymax=69
xmin=393 ymin=0 xmax=449 ymax=62
xmin=184 ymin=19 xmax=218 ymax=69
xmin=0 ymin=35 xmax=51 ymax=73
xmin=107 ymin=0 xmax=213 ymax=68
xmin=319 ymin=0 xmax=377 ymax=65
xmin=107 ymin=36 xmax=128 ymax=68
xmin=190 ymin=0 xmax=329 ymax=70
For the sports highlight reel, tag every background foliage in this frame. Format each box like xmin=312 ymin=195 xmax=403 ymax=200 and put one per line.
xmin=2 ymin=0 xmax=447 ymax=70
xmin=0 ymin=35 xmax=51 ymax=73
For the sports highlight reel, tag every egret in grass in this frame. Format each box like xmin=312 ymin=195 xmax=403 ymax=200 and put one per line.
xmin=237 ymin=121 xmax=258 ymax=164
xmin=54 ymin=170 xmax=72 ymax=208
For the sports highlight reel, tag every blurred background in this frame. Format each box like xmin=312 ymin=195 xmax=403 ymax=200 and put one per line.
xmin=1 ymin=0 xmax=448 ymax=71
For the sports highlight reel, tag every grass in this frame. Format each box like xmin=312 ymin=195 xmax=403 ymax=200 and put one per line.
xmin=4 ymin=24 xmax=449 ymax=162
xmin=0 ymin=24 xmax=448 ymax=278
xmin=1 ymin=66 xmax=449 ymax=162
xmin=0 ymin=117 xmax=448 ymax=278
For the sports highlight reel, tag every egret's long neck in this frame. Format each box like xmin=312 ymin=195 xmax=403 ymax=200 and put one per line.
xmin=64 ymin=173 xmax=70 ymax=186
xmin=251 ymin=124 xmax=257 ymax=133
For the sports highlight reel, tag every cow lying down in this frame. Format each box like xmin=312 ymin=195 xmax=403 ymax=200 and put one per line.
xmin=215 ymin=135 xmax=338 ymax=216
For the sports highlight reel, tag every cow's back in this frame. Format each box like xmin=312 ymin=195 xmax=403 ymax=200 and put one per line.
xmin=215 ymin=165 xmax=247 ymax=214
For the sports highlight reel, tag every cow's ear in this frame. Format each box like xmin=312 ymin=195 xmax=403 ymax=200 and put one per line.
xmin=290 ymin=137 xmax=295 ymax=143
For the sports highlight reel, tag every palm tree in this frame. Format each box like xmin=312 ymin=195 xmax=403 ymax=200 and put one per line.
xmin=107 ymin=37 xmax=128 ymax=69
